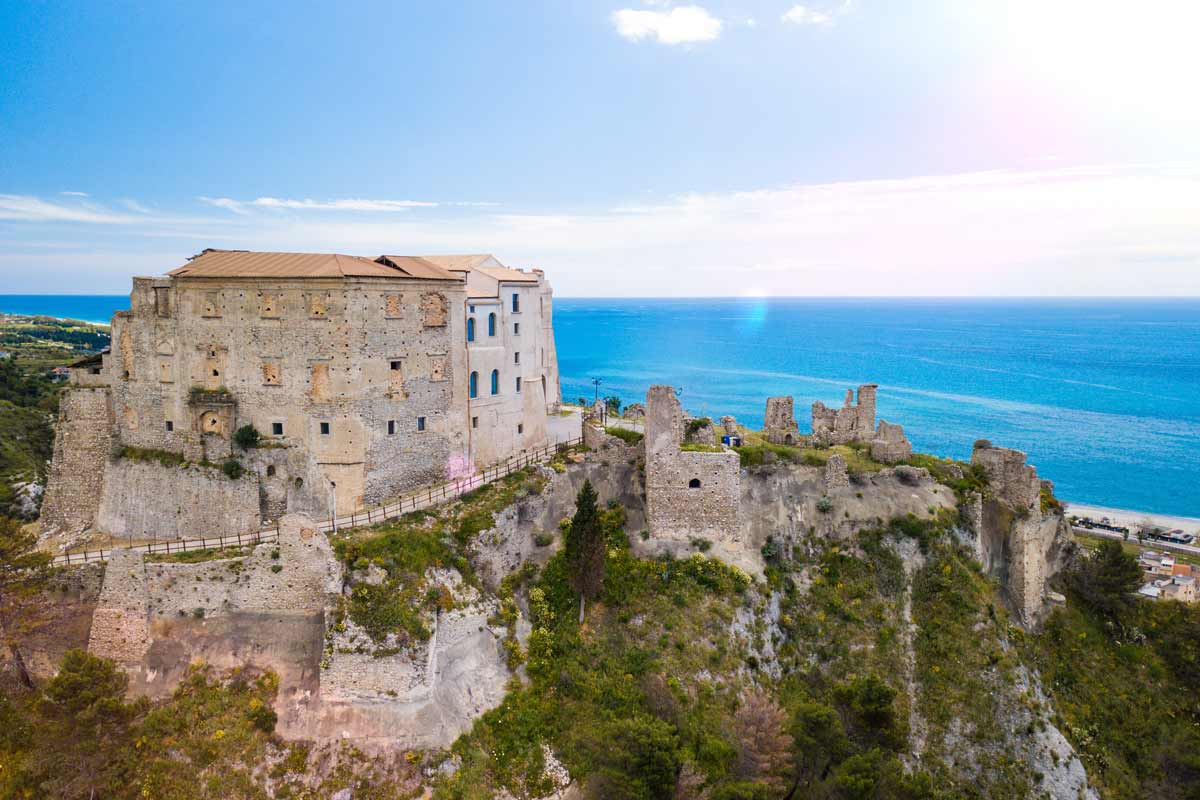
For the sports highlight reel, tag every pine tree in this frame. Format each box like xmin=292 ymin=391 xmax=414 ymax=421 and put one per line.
xmin=1068 ymin=538 xmax=1144 ymax=621
xmin=0 ymin=515 xmax=53 ymax=688
xmin=565 ymin=480 xmax=605 ymax=622
xmin=731 ymin=687 xmax=794 ymax=793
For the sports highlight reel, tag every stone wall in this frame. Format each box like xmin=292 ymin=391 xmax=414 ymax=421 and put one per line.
xmin=38 ymin=387 xmax=114 ymax=546
xmin=87 ymin=548 xmax=150 ymax=668
xmin=644 ymin=385 xmax=740 ymax=542
xmin=870 ymin=420 xmax=913 ymax=464
xmin=95 ymin=457 xmax=260 ymax=541
xmin=811 ymin=384 xmax=877 ymax=446
xmin=972 ymin=442 xmax=1041 ymax=511
xmin=966 ymin=442 xmax=1071 ymax=626
xmin=763 ymin=397 xmax=800 ymax=445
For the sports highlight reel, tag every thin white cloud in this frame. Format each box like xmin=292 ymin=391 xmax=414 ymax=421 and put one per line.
xmin=199 ymin=196 xmax=440 ymax=213
xmin=60 ymin=190 xmax=89 ymax=197
xmin=120 ymin=198 xmax=154 ymax=214
xmin=5 ymin=163 xmax=1200 ymax=297
xmin=0 ymin=194 xmax=141 ymax=224
xmin=781 ymin=5 xmax=833 ymax=25
xmin=612 ymin=6 xmax=722 ymax=44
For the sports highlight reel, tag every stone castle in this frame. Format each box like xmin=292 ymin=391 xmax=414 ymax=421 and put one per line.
xmin=40 ymin=250 xmax=561 ymax=546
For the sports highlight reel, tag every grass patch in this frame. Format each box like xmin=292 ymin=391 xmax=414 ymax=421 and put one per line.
xmin=679 ymin=442 xmax=724 ymax=453
xmin=604 ymin=426 xmax=644 ymax=446
xmin=145 ymin=546 xmax=252 ymax=564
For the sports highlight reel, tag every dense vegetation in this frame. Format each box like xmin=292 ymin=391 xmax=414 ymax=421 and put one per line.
xmin=2 ymin=428 xmax=1198 ymax=798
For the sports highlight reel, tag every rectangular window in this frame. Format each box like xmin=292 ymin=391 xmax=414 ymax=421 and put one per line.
xmin=512 ymin=293 xmax=519 ymax=313
xmin=417 ymin=416 xmax=426 ymax=431
xmin=514 ymin=352 xmax=520 ymax=364
xmin=272 ymin=422 xmax=284 ymax=436
xmin=472 ymin=416 xmax=479 ymax=429
xmin=517 ymin=423 xmax=524 ymax=435
xmin=469 ymin=305 xmax=476 ymax=313
xmin=165 ymin=420 xmax=174 ymax=432
xmin=320 ymin=422 xmax=330 ymax=435
xmin=390 ymin=360 xmax=402 ymax=371
xmin=516 ymin=377 xmax=522 ymax=393
xmin=387 ymin=420 xmax=396 ymax=435
xmin=514 ymin=322 xmax=520 ymax=335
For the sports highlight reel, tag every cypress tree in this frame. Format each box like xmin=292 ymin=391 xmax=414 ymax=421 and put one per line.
xmin=565 ymin=480 xmax=605 ymax=622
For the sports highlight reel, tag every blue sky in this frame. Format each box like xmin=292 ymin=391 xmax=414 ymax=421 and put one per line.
xmin=1 ymin=0 xmax=1198 ymax=296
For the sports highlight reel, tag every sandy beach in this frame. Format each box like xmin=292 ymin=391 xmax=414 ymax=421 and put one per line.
xmin=1063 ymin=501 xmax=1200 ymax=536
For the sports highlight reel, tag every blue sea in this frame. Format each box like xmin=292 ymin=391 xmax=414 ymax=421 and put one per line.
xmin=3 ymin=294 xmax=1198 ymax=518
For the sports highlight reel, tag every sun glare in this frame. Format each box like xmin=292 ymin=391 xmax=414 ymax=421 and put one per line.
xmin=993 ymin=0 xmax=1200 ymax=126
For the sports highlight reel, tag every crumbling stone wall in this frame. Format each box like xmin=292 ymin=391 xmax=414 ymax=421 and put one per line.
xmin=763 ymin=397 xmax=800 ymax=445
xmin=972 ymin=442 xmax=1041 ymax=511
xmin=870 ymin=420 xmax=913 ymax=464
xmin=38 ymin=387 xmax=114 ymax=546
xmin=95 ymin=458 xmax=260 ymax=541
xmin=811 ymin=384 xmax=877 ymax=446
xmin=644 ymin=385 xmax=740 ymax=542
xmin=87 ymin=548 xmax=150 ymax=669
xmin=968 ymin=441 xmax=1070 ymax=626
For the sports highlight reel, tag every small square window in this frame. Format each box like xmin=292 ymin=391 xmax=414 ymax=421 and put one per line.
xmin=472 ymin=416 xmax=479 ymax=429
xmin=390 ymin=360 xmax=402 ymax=371
xmin=469 ymin=305 xmax=476 ymax=313
xmin=387 ymin=420 xmax=396 ymax=435
xmin=517 ymin=423 xmax=524 ymax=435
xmin=514 ymin=352 xmax=520 ymax=364
xmin=417 ymin=416 xmax=426 ymax=431
xmin=272 ymin=422 xmax=284 ymax=436
xmin=320 ymin=422 xmax=330 ymax=435
xmin=165 ymin=420 xmax=174 ymax=432
xmin=514 ymin=323 xmax=520 ymax=335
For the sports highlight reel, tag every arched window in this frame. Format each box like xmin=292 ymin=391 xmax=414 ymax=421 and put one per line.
xmin=490 ymin=369 xmax=499 ymax=395
xmin=469 ymin=371 xmax=478 ymax=398
xmin=688 ymin=478 xmax=702 ymax=489
xmin=466 ymin=317 xmax=475 ymax=342
xmin=488 ymin=312 xmax=496 ymax=336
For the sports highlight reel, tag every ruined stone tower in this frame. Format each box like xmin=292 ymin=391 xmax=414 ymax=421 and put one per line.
xmin=644 ymin=385 xmax=740 ymax=542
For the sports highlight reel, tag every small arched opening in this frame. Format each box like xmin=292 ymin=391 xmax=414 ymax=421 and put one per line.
xmin=469 ymin=371 xmax=479 ymax=398
xmin=490 ymin=369 xmax=499 ymax=395
xmin=488 ymin=312 xmax=496 ymax=336
xmin=266 ymin=465 xmax=276 ymax=477
xmin=467 ymin=317 xmax=476 ymax=342
xmin=688 ymin=478 xmax=702 ymax=489
xmin=784 ymin=433 xmax=794 ymax=445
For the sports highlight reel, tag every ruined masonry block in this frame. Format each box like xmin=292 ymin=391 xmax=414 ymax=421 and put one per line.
xmin=87 ymin=548 xmax=151 ymax=668
xmin=763 ymin=396 xmax=800 ymax=445
xmin=645 ymin=385 xmax=740 ymax=542
xmin=871 ymin=420 xmax=913 ymax=464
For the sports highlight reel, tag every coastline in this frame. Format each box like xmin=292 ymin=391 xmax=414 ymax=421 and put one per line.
xmin=1062 ymin=501 xmax=1200 ymax=536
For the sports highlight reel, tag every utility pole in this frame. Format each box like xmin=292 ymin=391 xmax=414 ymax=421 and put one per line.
xmin=592 ymin=377 xmax=602 ymax=405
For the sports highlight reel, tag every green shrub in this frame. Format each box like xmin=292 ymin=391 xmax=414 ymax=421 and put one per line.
xmin=816 ymin=496 xmax=834 ymax=513
xmin=221 ymin=459 xmax=243 ymax=480
xmin=233 ymin=424 xmax=261 ymax=450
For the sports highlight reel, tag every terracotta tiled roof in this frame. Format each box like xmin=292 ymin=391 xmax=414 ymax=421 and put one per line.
xmin=375 ymin=255 xmax=461 ymax=281
xmin=418 ymin=254 xmax=495 ymax=272
xmin=168 ymin=249 xmax=455 ymax=280
xmin=477 ymin=265 xmax=539 ymax=284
